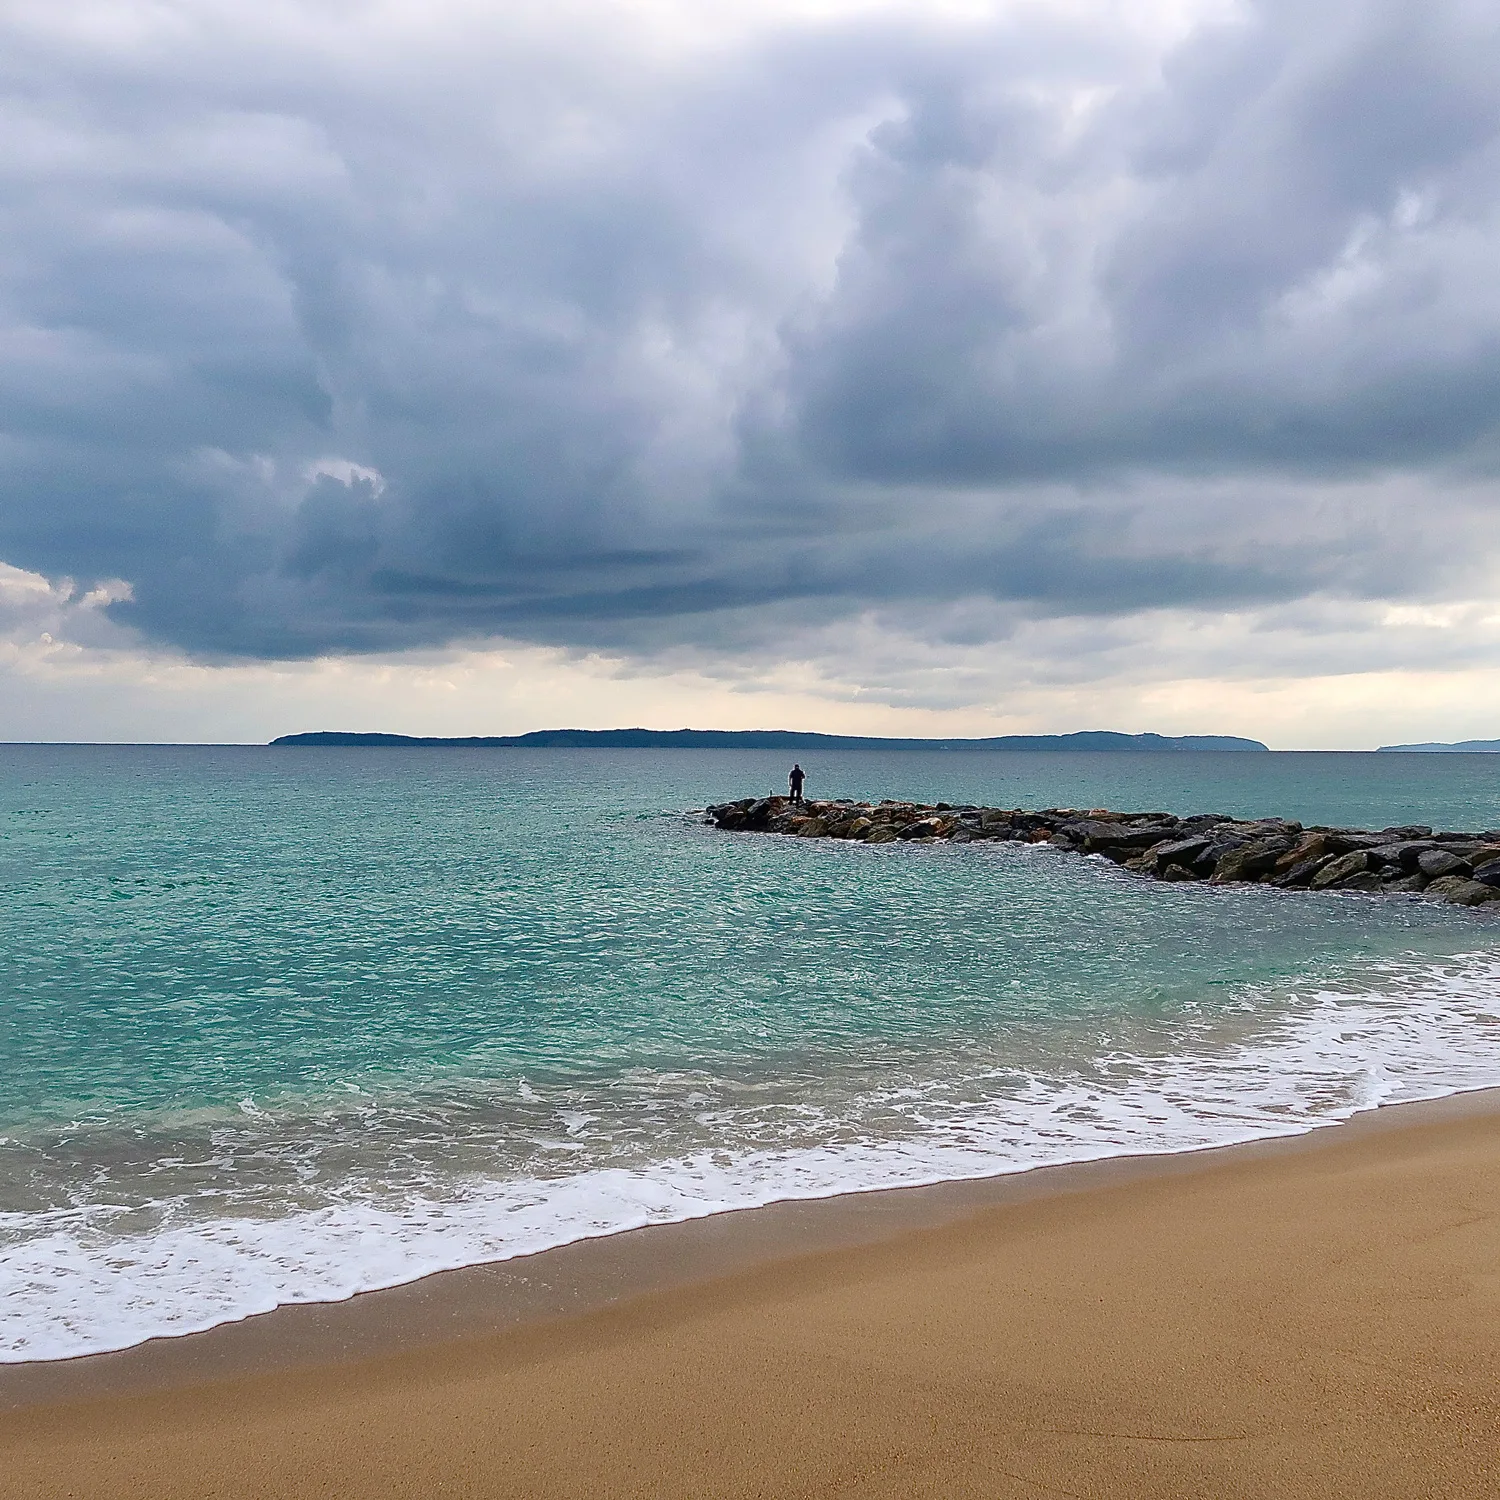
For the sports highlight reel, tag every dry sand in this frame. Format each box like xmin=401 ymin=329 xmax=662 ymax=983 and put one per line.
xmin=4 ymin=1093 xmax=1499 ymax=1499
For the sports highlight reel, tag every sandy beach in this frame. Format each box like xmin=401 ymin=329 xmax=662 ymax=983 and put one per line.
xmin=4 ymin=1091 xmax=1498 ymax=1499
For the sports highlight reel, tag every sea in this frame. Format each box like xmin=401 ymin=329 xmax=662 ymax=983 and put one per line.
xmin=4 ymin=744 xmax=1500 ymax=1363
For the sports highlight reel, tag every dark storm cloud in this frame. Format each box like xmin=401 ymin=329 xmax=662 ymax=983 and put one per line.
xmin=1 ymin=0 xmax=1499 ymax=662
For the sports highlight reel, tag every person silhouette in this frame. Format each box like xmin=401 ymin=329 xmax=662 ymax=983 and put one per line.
xmin=788 ymin=763 xmax=806 ymax=804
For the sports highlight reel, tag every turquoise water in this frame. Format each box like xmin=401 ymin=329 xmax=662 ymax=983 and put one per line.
xmin=4 ymin=746 xmax=1500 ymax=1360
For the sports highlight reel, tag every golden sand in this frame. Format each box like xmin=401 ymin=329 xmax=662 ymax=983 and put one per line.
xmin=4 ymin=1095 xmax=1499 ymax=1498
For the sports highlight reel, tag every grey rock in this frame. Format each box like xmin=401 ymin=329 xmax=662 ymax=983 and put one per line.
xmin=1424 ymin=876 xmax=1500 ymax=906
xmin=1335 ymin=871 xmax=1384 ymax=893
xmin=1311 ymin=850 xmax=1372 ymax=888
xmin=1053 ymin=819 xmax=1178 ymax=853
xmin=1210 ymin=837 xmax=1295 ymax=883
xmin=1274 ymin=833 xmax=1344 ymax=873
xmin=1470 ymin=857 xmax=1500 ymax=888
xmin=1190 ymin=834 xmax=1251 ymax=875
xmin=1382 ymin=872 xmax=1429 ymax=892
xmin=1146 ymin=836 xmax=1211 ymax=868
xmin=1417 ymin=848 xmax=1470 ymax=878
xmin=1178 ymin=814 xmax=1235 ymax=832
xmin=898 ymin=818 xmax=947 ymax=840
xmin=1276 ymin=855 xmax=1335 ymax=887
xmin=1368 ymin=841 xmax=1436 ymax=870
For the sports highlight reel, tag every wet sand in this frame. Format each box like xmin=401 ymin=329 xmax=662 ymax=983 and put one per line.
xmin=3 ymin=1091 xmax=1499 ymax=1498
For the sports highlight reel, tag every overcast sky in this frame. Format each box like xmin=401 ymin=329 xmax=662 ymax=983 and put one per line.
xmin=3 ymin=0 xmax=1499 ymax=745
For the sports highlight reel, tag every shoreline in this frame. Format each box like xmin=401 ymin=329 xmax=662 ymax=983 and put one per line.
xmin=5 ymin=1085 xmax=1498 ymax=1497
xmin=5 ymin=1085 xmax=1498 ymax=1411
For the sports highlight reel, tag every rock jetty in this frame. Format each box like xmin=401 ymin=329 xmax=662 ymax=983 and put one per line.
xmin=704 ymin=797 xmax=1500 ymax=906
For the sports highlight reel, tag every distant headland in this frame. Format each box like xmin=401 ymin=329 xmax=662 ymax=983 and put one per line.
xmin=270 ymin=728 xmax=1270 ymax=752
xmin=1378 ymin=739 xmax=1500 ymax=753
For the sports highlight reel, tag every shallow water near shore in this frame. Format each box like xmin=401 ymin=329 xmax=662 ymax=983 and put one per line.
xmin=4 ymin=744 xmax=1500 ymax=1362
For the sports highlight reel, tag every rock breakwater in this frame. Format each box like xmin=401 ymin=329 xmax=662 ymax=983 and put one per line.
xmin=704 ymin=797 xmax=1500 ymax=906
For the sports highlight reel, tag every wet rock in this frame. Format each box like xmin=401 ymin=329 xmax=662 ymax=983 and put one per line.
xmin=1310 ymin=850 xmax=1372 ymax=889
xmin=1424 ymin=876 xmax=1500 ymax=906
xmin=1178 ymin=813 xmax=1235 ymax=833
xmin=1276 ymin=855 xmax=1336 ymax=888
xmin=1417 ymin=848 xmax=1470 ymax=879
xmin=1334 ymin=871 xmax=1384 ymax=893
xmin=898 ymin=817 xmax=946 ymax=840
xmin=1382 ymin=872 xmax=1429 ymax=893
xmin=1053 ymin=819 xmax=1178 ymax=853
xmin=1189 ymin=834 xmax=1251 ymax=876
xmin=1274 ymin=833 xmax=1337 ymax=873
xmin=1151 ymin=834 xmax=1212 ymax=863
xmin=1470 ymin=857 xmax=1500 ymax=888
xmin=864 ymin=826 xmax=899 ymax=844
xmin=1368 ymin=840 xmax=1436 ymax=871
xmin=1210 ymin=837 xmax=1294 ymax=884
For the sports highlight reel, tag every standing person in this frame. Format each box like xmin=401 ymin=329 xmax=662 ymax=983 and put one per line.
xmin=788 ymin=763 xmax=806 ymax=804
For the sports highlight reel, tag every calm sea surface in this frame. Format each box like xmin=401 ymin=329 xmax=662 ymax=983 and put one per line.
xmin=4 ymin=745 xmax=1500 ymax=1360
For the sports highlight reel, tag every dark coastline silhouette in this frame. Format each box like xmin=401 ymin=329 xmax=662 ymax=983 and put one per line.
xmin=271 ymin=728 xmax=1269 ymax=751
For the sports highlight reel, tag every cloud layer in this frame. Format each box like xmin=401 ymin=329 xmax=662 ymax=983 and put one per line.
xmin=2 ymin=0 xmax=1499 ymax=734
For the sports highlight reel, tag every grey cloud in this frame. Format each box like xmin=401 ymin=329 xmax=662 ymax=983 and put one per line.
xmin=0 ymin=0 xmax=1498 ymax=668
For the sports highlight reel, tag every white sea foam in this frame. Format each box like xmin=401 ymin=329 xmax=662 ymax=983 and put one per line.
xmin=6 ymin=956 xmax=1500 ymax=1363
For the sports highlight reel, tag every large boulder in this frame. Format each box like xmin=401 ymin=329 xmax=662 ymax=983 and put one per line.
xmin=1052 ymin=819 xmax=1179 ymax=853
xmin=1189 ymin=831 xmax=1255 ymax=876
xmin=1144 ymin=835 xmax=1211 ymax=874
xmin=1417 ymin=848 xmax=1471 ymax=879
xmin=1470 ymin=856 xmax=1500 ymax=888
xmin=1274 ymin=833 xmax=1344 ymax=873
xmin=1210 ymin=837 xmax=1295 ymax=884
xmin=1178 ymin=813 xmax=1235 ymax=833
xmin=898 ymin=817 xmax=950 ymax=840
xmin=1367 ymin=840 xmax=1436 ymax=871
xmin=1310 ymin=850 xmax=1372 ymax=889
xmin=1424 ymin=876 xmax=1500 ymax=906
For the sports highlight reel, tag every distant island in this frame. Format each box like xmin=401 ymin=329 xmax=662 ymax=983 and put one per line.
xmin=271 ymin=728 xmax=1269 ymax=752
xmin=1378 ymin=739 xmax=1500 ymax=753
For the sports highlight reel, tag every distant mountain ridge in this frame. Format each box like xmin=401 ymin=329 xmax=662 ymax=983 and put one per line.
xmin=1378 ymin=739 xmax=1500 ymax=752
xmin=271 ymin=728 xmax=1269 ymax=752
